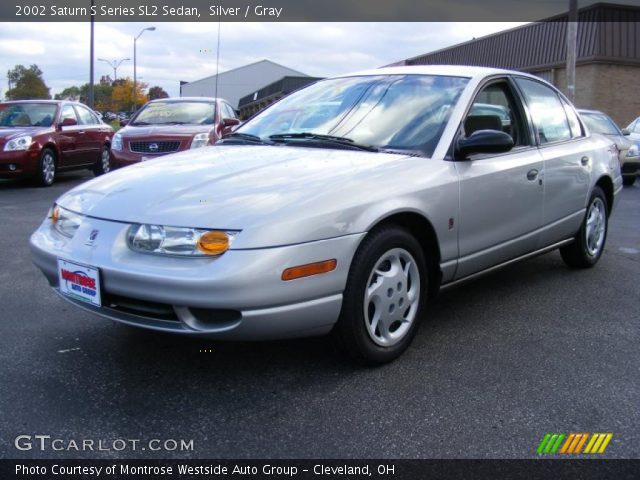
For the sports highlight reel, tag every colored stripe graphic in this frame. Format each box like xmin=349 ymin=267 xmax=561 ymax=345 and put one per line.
xmin=542 ymin=433 xmax=613 ymax=455
xmin=584 ymin=433 xmax=613 ymax=454
xmin=537 ymin=433 xmax=565 ymax=454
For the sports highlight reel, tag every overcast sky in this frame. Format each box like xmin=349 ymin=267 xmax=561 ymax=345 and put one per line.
xmin=0 ymin=22 xmax=524 ymax=98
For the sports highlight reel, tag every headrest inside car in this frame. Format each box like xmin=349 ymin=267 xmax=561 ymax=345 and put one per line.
xmin=465 ymin=114 xmax=502 ymax=136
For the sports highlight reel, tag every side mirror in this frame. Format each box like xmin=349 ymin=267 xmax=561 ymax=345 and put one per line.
xmin=222 ymin=117 xmax=240 ymax=127
xmin=221 ymin=117 xmax=241 ymax=135
xmin=119 ymin=119 xmax=129 ymax=127
xmin=60 ymin=117 xmax=77 ymax=128
xmin=457 ymin=129 xmax=514 ymax=158
xmin=621 ymin=128 xmax=631 ymax=136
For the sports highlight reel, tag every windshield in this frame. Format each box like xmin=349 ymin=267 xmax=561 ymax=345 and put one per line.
xmin=131 ymin=101 xmax=216 ymax=126
xmin=0 ymin=103 xmax=58 ymax=127
xmin=582 ymin=112 xmax=620 ymax=136
xmin=237 ymin=74 xmax=469 ymax=156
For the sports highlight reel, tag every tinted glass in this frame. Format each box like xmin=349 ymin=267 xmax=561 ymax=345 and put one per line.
xmin=515 ymin=78 xmax=571 ymax=144
xmin=132 ymin=102 xmax=216 ymax=125
xmin=237 ymin=74 xmax=470 ymax=156
xmin=0 ymin=103 xmax=57 ymax=127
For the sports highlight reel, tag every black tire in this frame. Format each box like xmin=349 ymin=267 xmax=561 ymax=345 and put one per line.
xmin=93 ymin=145 xmax=111 ymax=176
xmin=622 ymin=175 xmax=636 ymax=186
xmin=36 ymin=148 xmax=56 ymax=187
xmin=331 ymin=225 xmax=429 ymax=365
xmin=560 ymin=186 xmax=608 ymax=268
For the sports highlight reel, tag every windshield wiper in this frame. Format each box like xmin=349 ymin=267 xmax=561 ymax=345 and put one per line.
xmin=130 ymin=121 xmax=151 ymax=126
xmin=218 ymin=132 xmax=273 ymax=145
xmin=268 ymin=133 xmax=379 ymax=152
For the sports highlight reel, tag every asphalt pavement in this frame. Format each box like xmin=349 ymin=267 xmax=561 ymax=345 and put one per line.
xmin=0 ymin=171 xmax=638 ymax=459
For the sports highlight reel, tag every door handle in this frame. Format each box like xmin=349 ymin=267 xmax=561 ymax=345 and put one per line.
xmin=581 ymin=156 xmax=590 ymax=166
xmin=526 ymin=169 xmax=538 ymax=181
xmin=78 ymin=131 xmax=86 ymax=135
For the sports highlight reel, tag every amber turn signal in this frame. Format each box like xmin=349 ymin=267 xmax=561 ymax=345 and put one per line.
xmin=282 ymin=259 xmax=337 ymax=281
xmin=197 ymin=231 xmax=230 ymax=255
xmin=50 ymin=206 xmax=60 ymax=224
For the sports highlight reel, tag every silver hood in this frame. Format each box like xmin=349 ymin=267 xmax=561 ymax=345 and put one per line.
xmin=56 ymin=145 xmax=428 ymax=248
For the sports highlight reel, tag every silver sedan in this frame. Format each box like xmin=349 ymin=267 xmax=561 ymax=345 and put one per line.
xmin=30 ymin=66 xmax=622 ymax=364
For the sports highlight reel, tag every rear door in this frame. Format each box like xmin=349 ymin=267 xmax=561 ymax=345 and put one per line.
xmin=455 ymin=77 xmax=545 ymax=279
xmin=55 ymin=104 xmax=82 ymax=167
xmin=513 ymin=77 xmax=591 ymax=246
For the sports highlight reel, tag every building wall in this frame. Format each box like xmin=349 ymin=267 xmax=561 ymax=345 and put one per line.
xmin=180 ymin=61 xmax=308 ymax=109
xmin=534 ymin=63 xmax=640 ymax=127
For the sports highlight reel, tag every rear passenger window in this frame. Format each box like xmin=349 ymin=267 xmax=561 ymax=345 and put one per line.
xmin=515 ymin=78 xmax=572 ymax=144
xmin=75 ymin=106 xmax=97 ymax=125
xmin=561 ymin=100 xmax=583 ymax=138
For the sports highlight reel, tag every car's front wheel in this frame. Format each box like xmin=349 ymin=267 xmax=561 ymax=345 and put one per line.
xmin=560 ymin=186 xmax=608 ymax=268
xmin=332 ymin=225 xmax=428 ymax=365
xmin=36 ymin=148 xmax=56 ymax=187
xmin=93 ymin=145 xmax=111 ymax=176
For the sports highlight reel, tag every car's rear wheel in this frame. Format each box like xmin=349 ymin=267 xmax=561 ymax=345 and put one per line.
xmin=332 ymin=225 xmax=428 ymax=365
xmin=622 ymin=175 xmax=636 ymax=186
xmin=560 ymin=186 xmax=608 ymax=268
xmin=93 ymin=145 xmax=111 ymax=176
xmin=36 ymin=148 xmax=56 ymax=187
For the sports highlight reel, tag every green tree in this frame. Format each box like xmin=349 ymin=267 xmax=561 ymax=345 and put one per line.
xmin=54 ymin=86 xmax=81 ymax=101
xmin=6 ymin=64 xmax=51 ymax=100
xmin=148 ymin=86 xmax=169 ymax=100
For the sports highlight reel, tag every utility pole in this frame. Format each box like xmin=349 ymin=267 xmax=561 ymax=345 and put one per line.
xmin=566 ymin=0 xmax=578 ymax=102
xmin=89 ymin=0 xmax=95 ymax=108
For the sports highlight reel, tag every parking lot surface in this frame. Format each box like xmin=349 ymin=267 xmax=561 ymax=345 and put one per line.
xmin=1 ymin=172 xmax=639 ymax=459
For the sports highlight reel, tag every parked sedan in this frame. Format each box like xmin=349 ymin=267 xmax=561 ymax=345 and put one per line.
xmin=0 ymin=100 xmax=114 ymax=186
xmin=579 ymin=109 xmax=639 ymax=186
xmin=30 ymin=66 xmax=622 ymax=364
xmin=110 ymin=97 xmax=240 ymax=167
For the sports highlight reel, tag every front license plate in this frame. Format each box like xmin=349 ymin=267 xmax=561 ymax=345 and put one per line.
xmin=57 ymin=259 xmax=102 ymax=307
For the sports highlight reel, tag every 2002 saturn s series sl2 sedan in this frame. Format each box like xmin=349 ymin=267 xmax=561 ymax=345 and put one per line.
xmin=31 ymin=66 xmax=622 ymax=364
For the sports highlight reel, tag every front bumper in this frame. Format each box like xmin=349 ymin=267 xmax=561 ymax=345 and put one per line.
xmin=621 ymin=157 xmax=640 ymax=176
xmin=0 ymin=149 xmax=38 ymax=178
xmin=30 ymin=216 xmax=364 ymax=340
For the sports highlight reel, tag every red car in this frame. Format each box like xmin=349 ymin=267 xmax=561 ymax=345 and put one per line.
xmin=0 ymin=100 xmax=114 ymax=186
xmin=111 ymin=97 xmax=240 ymax=166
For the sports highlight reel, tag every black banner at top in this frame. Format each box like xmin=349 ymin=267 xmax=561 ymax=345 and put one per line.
xmin=2 ymin=0 xmax=640 ymax=22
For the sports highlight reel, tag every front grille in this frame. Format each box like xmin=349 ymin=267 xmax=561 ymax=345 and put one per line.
xmin=103 ymin=293 xmax=178 ymax=321
xmin=129 ymin=140 xmax=181 ymax=154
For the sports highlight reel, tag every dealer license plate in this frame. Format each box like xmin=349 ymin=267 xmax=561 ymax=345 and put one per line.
xmin=57 ymin=259 xmax=102 ymax=307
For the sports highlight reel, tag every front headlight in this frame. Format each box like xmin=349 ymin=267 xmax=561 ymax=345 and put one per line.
xmin=50 ymin=204 xmax=83 ymax=238
xmin=4 ymin=135 xmax=32 ymax=151
xmin=127 ymin=224 xmax=237 ymax=257
xmin=111 ymin=133 xmax=123 ymax=151
xmin=627 ymin=144 xmax=639 ymax=157
xmin=190 ymin=132 xmax=210 ymax=149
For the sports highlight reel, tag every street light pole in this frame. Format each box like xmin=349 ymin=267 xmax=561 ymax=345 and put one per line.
xmin=133 ymin=26 xmax=156 ymax=111
xmin=88 ymin=0 xmax=95 ymax=108
xmin=98 ymin=58 xmax=130 ymax=82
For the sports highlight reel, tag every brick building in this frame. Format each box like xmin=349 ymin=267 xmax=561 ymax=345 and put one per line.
xmin=396 ymin=3 xmax=640 ymax=126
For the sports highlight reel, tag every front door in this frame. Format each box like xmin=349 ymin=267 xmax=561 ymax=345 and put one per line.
xmin=455 ymin=78 xmax=544 ymax=279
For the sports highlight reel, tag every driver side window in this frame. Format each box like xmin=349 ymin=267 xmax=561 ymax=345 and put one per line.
xmin=465 ymin=81 xmax=529 ymax=148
